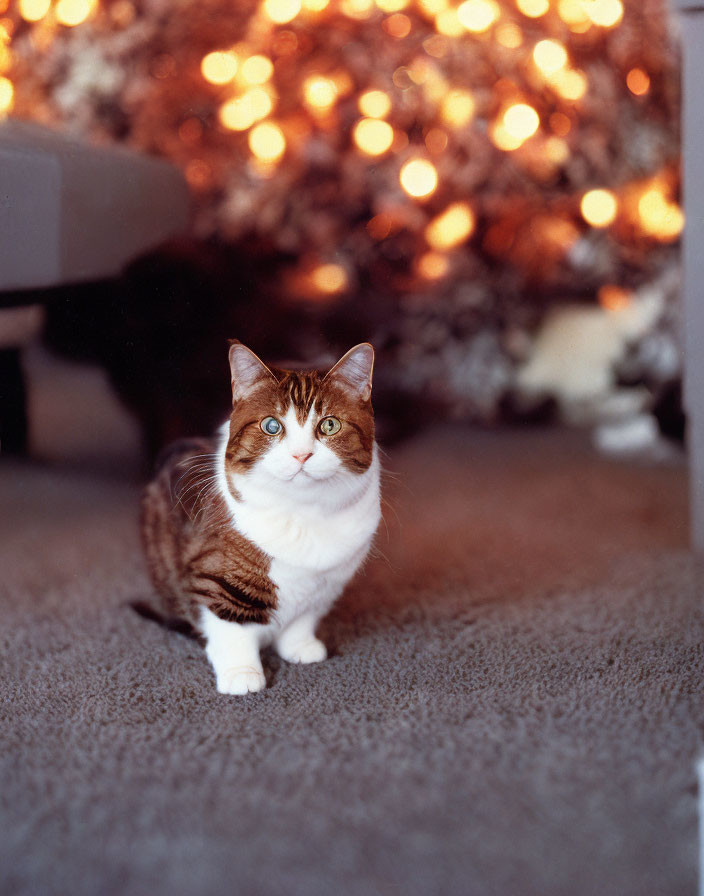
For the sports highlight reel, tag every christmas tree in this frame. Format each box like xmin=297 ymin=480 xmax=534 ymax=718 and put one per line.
xmin=1 ymin=0 xmax=682 ymax=418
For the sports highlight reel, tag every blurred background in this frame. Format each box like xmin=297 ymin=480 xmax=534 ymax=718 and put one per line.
xmin=0 ymin=0 xmax=686 ymax=466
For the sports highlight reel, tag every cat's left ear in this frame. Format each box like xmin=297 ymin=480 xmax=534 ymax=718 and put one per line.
xmin=228 ymin=340 xmax=277 ymax=403
xmin=324 ymin=343 xmax=375 ymax=402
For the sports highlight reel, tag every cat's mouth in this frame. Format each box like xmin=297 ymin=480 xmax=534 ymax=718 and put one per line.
xmin=279 ymin=466 xmax=309 ymax=482
xmin=290 ymin=467 xmax=317 ymax=481
xmin=286 ymin=467 xmax=332 ymax=483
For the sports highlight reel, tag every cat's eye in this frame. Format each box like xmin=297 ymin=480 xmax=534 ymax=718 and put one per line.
xmin=319 ymin=416 xmax=342 ymax=436
xmin=261 ymin=416 xmax=283 ymax=436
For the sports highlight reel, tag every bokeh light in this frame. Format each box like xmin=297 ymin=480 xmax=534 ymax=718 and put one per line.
xmin=241 ymin=55 xmax=274 ymax=86
xmin=353 ymin=118 xmax=394 ymax=155
xmin=417 ymin=251 xmax=450 ymax=279
xmin=457 ymin=0 xmax=501 ymax=33
xmin=533 ymin=40 xmax=568 ymax=76
xmin=551 ymin=69 xmax=588 ymax=100
xmin=358 ymin=90 xmax=392 ymax=118
xmin=582 ymin=0 xmax=623 ymax=28
xmin=201 ymin=51 xmax=238 ymax=85
xmin=425 ymin=127 xmax=448 ymax=154
xmin=248 ymin=121 xmax=287 ymax=162
xmin=557 ymin=0 xmax=591 ymax=30
xmin=598 ymin=284 xmax=632 ymax=311
xmin=638 ymin=187 xmax=684 ymax=241
xmin=0 ymin=75 xmax=13 ymax=115
xmin=516 ymin=0 xmax=549 ymax=17
xmin=581 ymin=188 xmax=618 ymax=227
xmin=435 ymin=8 xmax=464 ymax=35
xmin=219 ymin=88 xmax=274 ymax=131
xmin=441 ymin=89 xmax=475 ymax=127
xmin=544 ymin=136 xmax=570 ymax=164
xmin=0 ymin=43 xmax=10 ymax=74
xmin=549 ymin=111 xmax=572 ymax=136
xmin=400 ymin=159 xmax=438 ymax=199
xmin=383 ymin=12 xmax=412 ymax=37
xmin=627 ymin=68 xmax=650 ymax=96
xmin=490 ymin=122 xmax=522 ymax=151
xmin=18 ymin=0 xmax=50 ymax=22
xmin=376 ymin=0 xmax=409 ymax=10
xmin=303 ymin=75 xmax=337 ymax=111
xmin=425 ymin=202 xmax=475 ymax=250
xmin=367 ymin=212 xmax=397 ymax=240
xmin=496 ymin=23 xmax=524 ymax=48
xmin=417 ymin=0 xmax=448 ymax=14
xmin=502 ymin=103 xmax=540 ymax=141
xmin=342 ymin=0 xmax=374 ymax=15
xmin=185 ymin=159 xmax=212 ymax=190
xmin=109 ymin=1 xmax=136 ymax=26
xmin=264 ymin=0 xmax=302 ymax=24
xmin=56 ymin=0 xmax=94 ymax=26
xmin=311 ymin=263 xmax=348 ymax=293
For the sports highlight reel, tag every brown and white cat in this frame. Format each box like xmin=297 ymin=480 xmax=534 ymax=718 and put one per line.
xmin=140 ymin=341 xmax=381 ymax=695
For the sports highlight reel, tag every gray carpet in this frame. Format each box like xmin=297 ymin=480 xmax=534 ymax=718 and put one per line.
xmin=1 ymin=422 xmax=703 ymax=896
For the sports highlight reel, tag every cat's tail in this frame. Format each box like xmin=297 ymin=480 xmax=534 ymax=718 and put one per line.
xmin=129 ymin=600 xmax=202 ymax=642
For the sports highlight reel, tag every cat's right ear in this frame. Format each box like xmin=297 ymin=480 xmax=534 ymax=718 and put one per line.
xmin=228 ymin=341 xmax=276 ymax=403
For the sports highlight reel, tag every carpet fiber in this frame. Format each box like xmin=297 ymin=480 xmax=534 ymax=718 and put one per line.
xmin=1 ymin=424 xmax=703 ymax=896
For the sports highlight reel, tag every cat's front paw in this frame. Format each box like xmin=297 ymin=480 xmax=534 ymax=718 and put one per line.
xmin=216 ymin=665 xmax=266 ymax=695
xmin=278 ymin=637 xmax=327 ymax=665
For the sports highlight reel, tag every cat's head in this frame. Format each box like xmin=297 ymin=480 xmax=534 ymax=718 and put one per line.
xmin=224 ymin=341 xmax=375 ymax=489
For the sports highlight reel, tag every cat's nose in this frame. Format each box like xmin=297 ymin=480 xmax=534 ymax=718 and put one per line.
xmin=292 ymin=452 xmax=313 ymax=464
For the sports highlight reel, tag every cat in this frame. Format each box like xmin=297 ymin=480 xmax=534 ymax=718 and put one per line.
xmin=140 ymin=340 xmax=381 ymax=695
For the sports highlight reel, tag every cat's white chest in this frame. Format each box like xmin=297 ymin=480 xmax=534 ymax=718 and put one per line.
xmin=220 ymin=447 xmax=381 ymax=631
xmin=234 ymin=494 xmax=377 ymax=568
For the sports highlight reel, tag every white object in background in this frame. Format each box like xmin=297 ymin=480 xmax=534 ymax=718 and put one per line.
xmin=516 ymin=289 xmax=664 ymax=413
xmin=592 ymin=414 xmax=660 ymax=457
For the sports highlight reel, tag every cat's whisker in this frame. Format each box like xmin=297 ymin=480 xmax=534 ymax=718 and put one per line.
xmin=193 ymin=478 xmax=221 ymax=504
xmin=174 ymin=493 xmax=195 ymax=521
xmin=368 ymin=544 xmax=399 ymax=575
xmin=378 ymin=510 xmax=391 ymax=544
xmin=379 ymin=496 xmax=405 ymax=543
xmin=171 ymin=457 xmax=214 ymax=474
xmin=379 ymin=465 xmax=402 ymax=481
xmin=380 ymin=469 xmax=414 ymax=500
xmin=177 ymin=489 xmax=217 ymax=518
xmin=181 ymin=477 xmax=220 ymax=506
xmin=179 ymin=460 xmax=218 ymax=476
xmin=179 ymin=465 xmax=219 ymax=482
xmin=174 ymin=463 xmax=218 ymax=492
xmin=173 ymin=460 xmax=217 ymax=480
xmin=177 ymin=481 xmax=209 ymax=502
xmin=194 ymin=480 xmax=221 ymax=502
xmin=380 ymin=496 xmax=403 ymax=531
